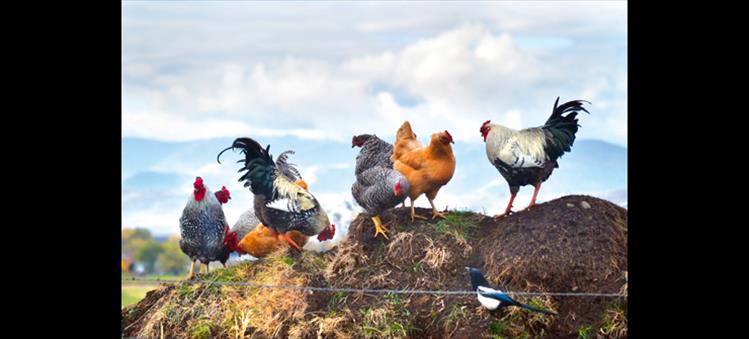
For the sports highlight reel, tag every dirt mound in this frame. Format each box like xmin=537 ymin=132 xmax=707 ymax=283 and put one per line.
xmin=122 ymin=195 xmax=627 ymax=338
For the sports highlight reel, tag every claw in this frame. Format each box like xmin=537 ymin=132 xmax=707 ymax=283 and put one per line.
xmin=493 ymin=210 xmax=513 ymax=219
xmin=431 ymin=211 xmax=447 ymax=219
xmin=374 ymin=224 xmax=389 ymax=239
xmin=411 ymin=213 xmax=428 ymax=222
xmin=371 ymin=216 xmax=389 ymax=239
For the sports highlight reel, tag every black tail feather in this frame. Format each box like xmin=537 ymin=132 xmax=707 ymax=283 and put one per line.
xmin=519 ymin=302 xmax=557 ymax=315
xmin=542 ymin=97 xmax=590 ymax=161
xmin=217 ymin=137 xmax=276 ymax=197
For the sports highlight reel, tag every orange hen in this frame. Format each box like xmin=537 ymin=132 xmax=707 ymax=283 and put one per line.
xmin=236 ymin=224 xmax=309 ymax=258
xmin=393 ymin=128 xmax=456 ymax=221
xmin=390 ymin=121 xmax=424 ymax=162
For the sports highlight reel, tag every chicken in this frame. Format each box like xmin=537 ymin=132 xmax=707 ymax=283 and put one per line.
xmin=179 ymin=177 xmax=232 ymax=280
xmin=392 ymin=126 xmax=456 ymax=221
xmin=351 ymin=134 xmax=410 ymax=239
xmin=224 ymin=179 xmax=316 ymax=257
xmin=390 ymin=121 xmax=423 ymax=162
xmin=217 ymin=137 xmax=336 ymax=251
xmin=480 ymin=97 xmax=589 ymax=217
xmin=352 ymin=134 xmax=393 ymax=175
xmin=235 ymin=223 xmax=311 ymax=258
xmin=222 ymin=151 xmax=304 ymax=253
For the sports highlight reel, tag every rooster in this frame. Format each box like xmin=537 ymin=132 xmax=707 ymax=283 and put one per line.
xmin=480 ymin=97 xmax=589 ymax=217
xmin=351 ymin=134 xmax=410 ymax=239
xmin=217 ymin=137 xmax=335 ymax=251
xmin=179 ymin=177 xmax=232 ymax=280
xmin=392 ymin=126 xmax=456 ymax=221
xmin=224 ymin=178 xmax=317 ymax=257
xmin=222 ymin=151 xmax=305 ymax=254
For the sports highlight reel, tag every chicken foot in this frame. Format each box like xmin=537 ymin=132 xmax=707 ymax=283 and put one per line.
xmin=428 ymin=198 xmax=447 ymax=219
xmin=187 ymin=260 xmax=196 ymax=280
xmin=371 ymin=215 xmax=389 ymax=239
xmin=494 ymin=191 xmax=518 ymax=219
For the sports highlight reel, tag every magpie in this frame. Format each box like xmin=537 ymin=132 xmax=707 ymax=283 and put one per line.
xmin=465 ymin=266 xmax=557 ymax=315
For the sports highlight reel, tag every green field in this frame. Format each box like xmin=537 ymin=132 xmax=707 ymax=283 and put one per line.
xmin=121 ymin=273 xmax=183 ymax=308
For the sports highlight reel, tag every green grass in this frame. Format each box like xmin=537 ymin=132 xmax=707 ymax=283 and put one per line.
xmin=327 ymin=291 xmax=349 ymax=316
xmin=434 ymin=210 xmax=481 ymax=242
xmin=441 ymin=304 xmax=467 ymax=328
xmin=577 ymin=325 xmax=592 ymax=339
xmin=190 ymin=319 xmax=214 ymax=339
xmin=122 ymin=285 xmax=155 ymax=308
xmin=121 ymin=273 xmax=186 ymax=308
xmin=600 ymin=301 xmax=627 ymax=337
xmin=358 ymin=293 xmax=416 ymax=338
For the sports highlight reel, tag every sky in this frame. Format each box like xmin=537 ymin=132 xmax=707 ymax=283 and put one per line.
xmin=122 ymin=1 xmax=628 ymax=245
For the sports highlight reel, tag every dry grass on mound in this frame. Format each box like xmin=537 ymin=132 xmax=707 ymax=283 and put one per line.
xmin=122 ymin=195 xmax=628 ymax=338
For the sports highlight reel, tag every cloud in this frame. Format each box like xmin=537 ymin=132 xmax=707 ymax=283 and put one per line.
xmin=124 ymin=9 xmax=627 ymax=145
xmin=122 ymin=3 xmax=627 ymax=237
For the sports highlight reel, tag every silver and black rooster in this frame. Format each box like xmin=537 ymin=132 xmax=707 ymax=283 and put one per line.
xmin=480 ymin=97 xmax=589 ymax=217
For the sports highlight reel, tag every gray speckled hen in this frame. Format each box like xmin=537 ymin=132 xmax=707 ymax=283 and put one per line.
xmin=352 ymin=134 xmax=393 ymax=175
xmin=351 ymin=134 xmax=410 ymax=239
xmin=179 ymin=177 xmax=231 ymax=280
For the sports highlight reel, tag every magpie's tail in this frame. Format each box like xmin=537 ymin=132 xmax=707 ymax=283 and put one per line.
xmin=518 ymin=303 xmax=557 ymax=315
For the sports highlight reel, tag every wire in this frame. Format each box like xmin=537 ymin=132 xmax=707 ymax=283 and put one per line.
xmin=121 ymin=277 xmax=626 ymax=298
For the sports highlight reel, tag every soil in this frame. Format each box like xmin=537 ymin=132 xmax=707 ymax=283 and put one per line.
xmin=122 ymin=194 xmax=627 ymax=338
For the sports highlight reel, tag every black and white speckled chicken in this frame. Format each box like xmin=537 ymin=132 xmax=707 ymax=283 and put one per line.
xmin=480 ymin=97 xmax=589 ymax=217
xmin=179 ymin=177 xmax=232 ymax=279
xmin=217 ymin=138 xmax=335 ymax=251
xmin=351 ymin=134 xmax=410 ymax=239
xmin=351 ymin=134 xmax=393 ymax=175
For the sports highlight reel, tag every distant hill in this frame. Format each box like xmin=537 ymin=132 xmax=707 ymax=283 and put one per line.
xmin=123 ymin=136 xmax=627 ymax=236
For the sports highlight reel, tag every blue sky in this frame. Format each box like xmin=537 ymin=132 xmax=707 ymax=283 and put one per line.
xmin=122 ymin=1 xmax=627 ymax=239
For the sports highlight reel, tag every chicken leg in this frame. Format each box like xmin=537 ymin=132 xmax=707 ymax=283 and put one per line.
xmin=494 ymin=191 xmax=518 ymax=219
xmin=427 ymin=198 xmax=446 ymax=219
xmin=187 ymin=260 xmax=196 ymax=280
xmin=410 ymin=198 xmax=427 ymax=222
xmin=279 ymin=232 xmax=303 ymax=251
xmin=524 ymin=182 xmax=542 ymax=210
xmin=371 ymin=215 xmax=389 ymax=239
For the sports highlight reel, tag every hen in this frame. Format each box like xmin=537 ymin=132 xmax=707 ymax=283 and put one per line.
xmin=480 ymin=97 xmax=589 ymax=217
xmin=351 ymin=134 xmax=410 ymax=239
xmin=392 ymin=126 xmax=456 ymax=221
xmin=352 ymin=134 xmax=393 ymax=175
xmin=217 ymin=137 xmax=335 ymax=251
xmin=179 ymin=177 xmax=232 ymax=279
xmin=390 ymin=121 xmax=423 ymax=162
